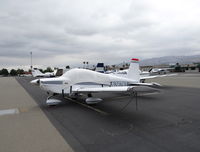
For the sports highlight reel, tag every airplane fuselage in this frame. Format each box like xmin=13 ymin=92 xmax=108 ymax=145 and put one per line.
xmin=35 ymin=68 xmax=138 ymax=94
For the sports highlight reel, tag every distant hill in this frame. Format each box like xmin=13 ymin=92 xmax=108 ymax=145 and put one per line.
xmin=140 ymin=55 xmax=200 ymax=66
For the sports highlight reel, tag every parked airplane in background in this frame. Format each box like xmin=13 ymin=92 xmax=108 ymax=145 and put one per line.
xmin=31 ymin=58 xmax=162 ymax=105
xmin=113 ymin=69 xmax=150 ymax=76
xmin=55 ymin=66 xmax=71 ymax=76
xmin=149 ymin=68 xmax=171 ymax=75
xmin=95 ymin=63 xmax=105 ymax=73
xmin=32 ymin=68 xmax=56 ymax=77
xmin=111 ymin=68 xmax=175 ymax=83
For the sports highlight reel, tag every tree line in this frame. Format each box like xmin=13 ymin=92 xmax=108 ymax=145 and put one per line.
xmin=0 ymin=68 xmax=27 ymax=76
xmin=0 ymin=67 xmax=54 ymax=76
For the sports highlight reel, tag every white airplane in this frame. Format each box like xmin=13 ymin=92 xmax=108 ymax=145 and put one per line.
xmin=149 ymin=68 xmax=170 ymax=75
xmin=54 ymin=67 xmax=70 ymax=76
xmin=32 ymin=68 xmax=56 ymax=77
xmin=31 ymin=58 xmax=162 ymax=105
xmin=115 ymin=69 xmax=150 ymax=75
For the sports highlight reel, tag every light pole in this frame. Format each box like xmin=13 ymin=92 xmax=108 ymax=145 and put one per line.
xmin=30 ymin=52 xmax=32 ymax=71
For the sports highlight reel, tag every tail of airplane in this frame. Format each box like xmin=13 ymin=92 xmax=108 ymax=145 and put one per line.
xmin=32 ymin=69 xmax=44 ymax=77
xmin=127 ymin=58 xmax=140 ymax=82
xmin=95 ymin=63 xmax=105 ymax=73
xmin=53 ymin=69 xmax=58 ymax=76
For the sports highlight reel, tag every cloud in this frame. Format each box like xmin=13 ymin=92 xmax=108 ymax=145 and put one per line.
xmin=0 ymin=0 xmax=200 ymax=69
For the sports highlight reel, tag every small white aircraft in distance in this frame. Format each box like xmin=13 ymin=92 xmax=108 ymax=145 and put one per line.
xmin=31 ymin=58 xmax=163 ymax=105
xmin=32 ymin=68 xmax=57 ymax=77
xmin=149 ymin=68 xmax=172 ymax=75
xmin=112 ymin=69 xmax=150 ymax=76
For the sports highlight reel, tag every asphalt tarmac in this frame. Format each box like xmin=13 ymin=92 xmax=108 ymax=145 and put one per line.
xmin=16 ymin=75 xmax=200 ymax=152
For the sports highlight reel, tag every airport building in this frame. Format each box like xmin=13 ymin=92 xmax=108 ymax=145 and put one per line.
xmin=182 ymin=63 xmax=200 ymax=73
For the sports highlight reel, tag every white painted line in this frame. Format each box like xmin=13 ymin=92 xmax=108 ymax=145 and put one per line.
xmin=0 ymin=108 xmax=19 ymax=116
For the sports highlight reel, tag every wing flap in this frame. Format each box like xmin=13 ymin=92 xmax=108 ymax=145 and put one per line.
xmin=73 ymin=85 xmax=160 ymax=94
xmin=73 ymin=86 xmax=129 ymax=93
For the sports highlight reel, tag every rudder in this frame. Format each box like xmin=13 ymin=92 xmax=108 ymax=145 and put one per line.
xmin=127 ymin=58 xmax=140 ymax=82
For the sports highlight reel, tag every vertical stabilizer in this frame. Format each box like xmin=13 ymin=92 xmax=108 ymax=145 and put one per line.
xmin=127 ymin=58 xmax=140 ymax=82
xmin=32 ymin=69 xmax=44 ymax=77
xmin=95 ymin=63 xmax=105 ymax=73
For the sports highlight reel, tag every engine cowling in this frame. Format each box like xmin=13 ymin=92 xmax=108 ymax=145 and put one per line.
xmin=85 ymin=97 xmax=103 ymax=104
xmin=46 ymin=98 xmax=62 ymax=106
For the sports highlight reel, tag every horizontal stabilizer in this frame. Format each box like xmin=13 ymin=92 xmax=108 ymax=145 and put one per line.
xmin=140 ymin=73 xmax=177 ymax=80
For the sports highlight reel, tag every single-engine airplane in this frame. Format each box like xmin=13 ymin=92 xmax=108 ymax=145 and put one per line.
xmin=31 ymin=58 xmax=163 ymax=105
xmin=32 ymin=68 xmax=56 ymax=77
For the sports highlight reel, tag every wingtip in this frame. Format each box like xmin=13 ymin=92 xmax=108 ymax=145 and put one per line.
xmin=30 ymin=79 xmax=40 ymax=85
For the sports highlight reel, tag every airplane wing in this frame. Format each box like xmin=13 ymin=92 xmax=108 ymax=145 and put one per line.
xmin=140 ymin=73 xmax=177 ymax=80
xmin=73 ymin=86 xmax=129 ymax=93
xmin=73 ymin=86 xmax=160 ymax=94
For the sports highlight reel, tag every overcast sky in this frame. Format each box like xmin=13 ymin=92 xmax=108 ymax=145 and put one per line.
xmin=0 ymin=0 xmax=200 ymax=70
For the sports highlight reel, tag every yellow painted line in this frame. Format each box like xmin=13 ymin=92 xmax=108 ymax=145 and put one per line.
xmin=18 ymin=107 xmax=29 ymax=113
xmin=64 ymin=97 xmax=109 ymax=116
